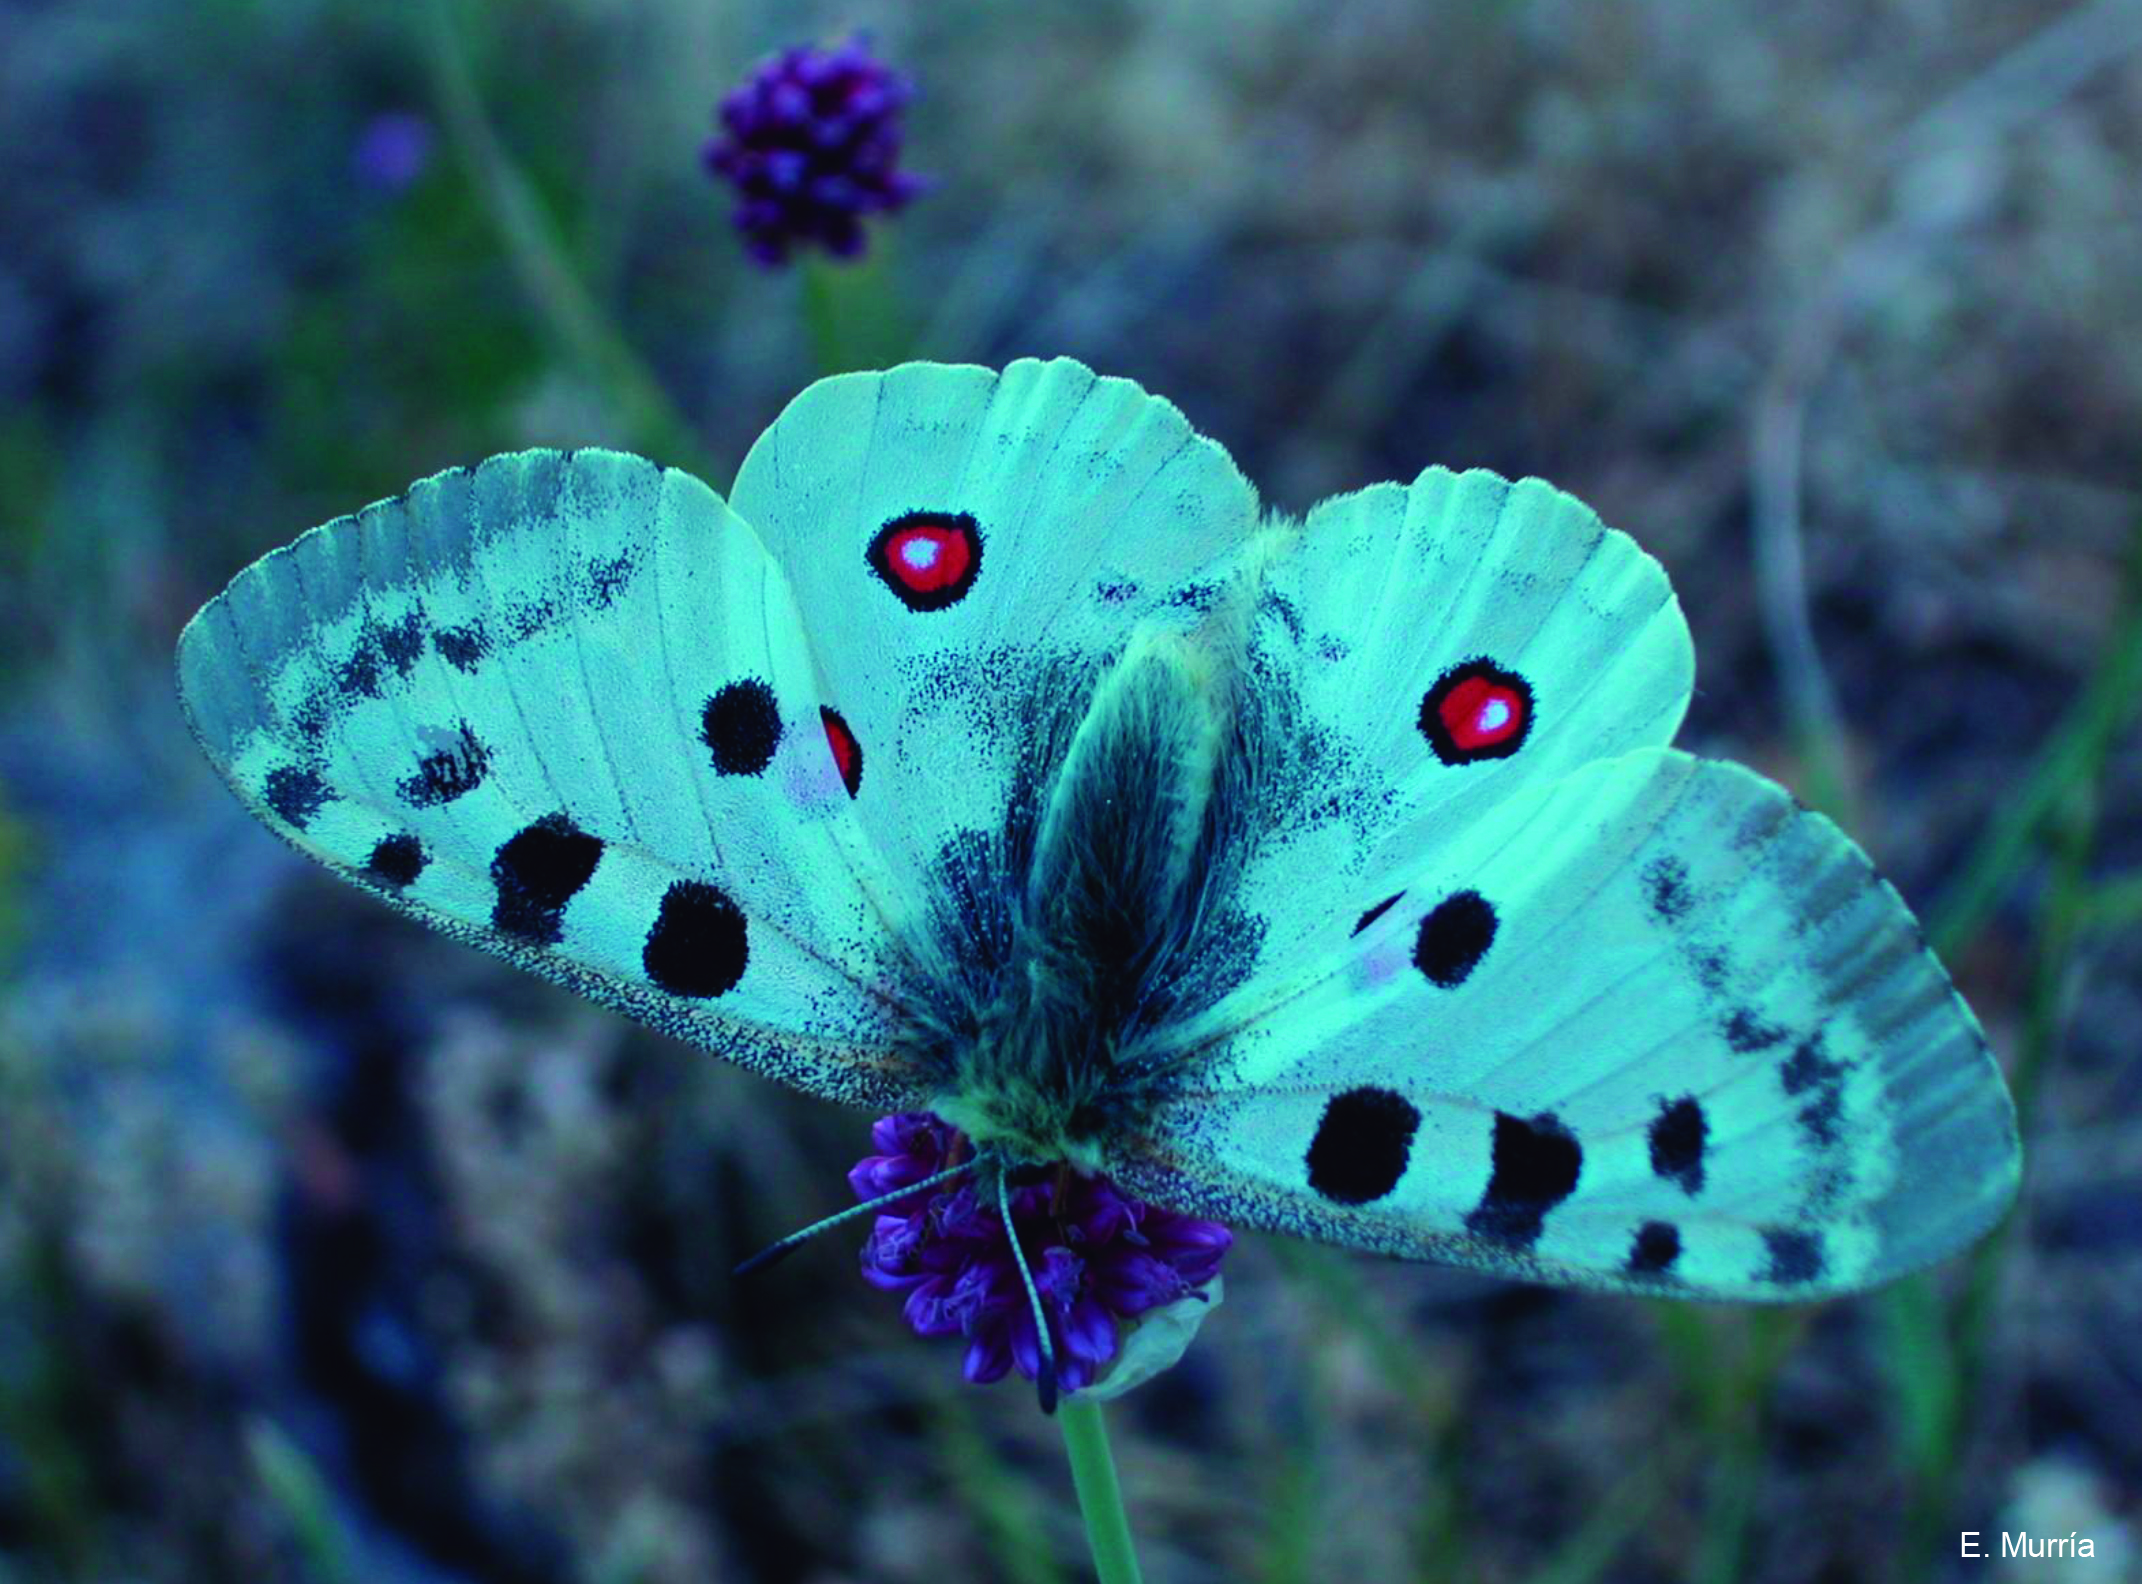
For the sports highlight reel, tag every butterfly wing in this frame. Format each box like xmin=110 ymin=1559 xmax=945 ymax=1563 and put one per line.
xmin=177 ymin=448 xmax=924 ymax=1107
xmin=729 ymin=358 xmax=1260 ymax=935
xmin=1223 ymin=467 xmax=1696 ymax=988
xmin=1113 ymin=748 xmax=2019 ymax=1298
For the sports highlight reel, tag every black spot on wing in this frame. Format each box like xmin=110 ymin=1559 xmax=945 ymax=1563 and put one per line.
xmin=1306 ymin=1087 xmax=1422 ymax=1205
xmin=434 ymin=622 xmax=488 ymax=671
xmin=337 ymin=640 xmax=382 ymax=700
xmin=1413 ymin=890 xmax=1497 ymax=987
xmin=1628 ymin=1221 xmax=1681 ymax=1275
xmin=366 ymin=833 xmax=426 ymax=888
xmin=1723 ymin=1007 xmax=1789 ymax=1053
xmin=1351 ymin=891 xmax=1405 ymax=937
xmin=490 ymin=813 xmax=603 ymax=943
xmin=643 ymin=880 xmax=748 ymax=998
xmin=702 ymin=678 xmax=783 ymax=777
xmin=1465 ymin=1111 xmax=1582 ymax=1249
xmin=397 ymin=723 xmax=490 ymax=808
xmin=1780 ymin=1033 xmax=1849 ymax=1148
xmin=376 ymin=611 xmax=425 ymax=677
xmin=1760 ymin=1227 xmax=1827 ymax=1285
xmin=264 ymin=765 xmax=332 ymax=829
xmin=1692 ymin=948 xmax=1729 ymax=994
xmin=1641 ymin=856 xmax=1694 ymax=923
xmin=1648 ymin=1096 xmax=1707 ymax=1196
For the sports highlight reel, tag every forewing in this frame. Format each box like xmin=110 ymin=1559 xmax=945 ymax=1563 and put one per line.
xmin=177 ymin=449 xmax=923 ymax=1108
xmin=729 ymin=357 xmax=1260 ymax=917
xmin=1115 ymin=750 xmax=2019 ymax=1299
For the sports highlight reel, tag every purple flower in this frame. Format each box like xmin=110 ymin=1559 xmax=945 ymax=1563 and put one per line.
xmin=854 ymin=1113 xmax=1231 ymax=1394
xmin=702 ymin=36 xmax=929 ymax=267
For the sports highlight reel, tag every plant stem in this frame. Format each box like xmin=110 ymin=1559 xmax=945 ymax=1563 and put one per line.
xmin=419 ymin=0 xmax=714 ymax=476
xmin=800 ymin=244 xmax=914 ymax=376
xmin=1058 ymin=1399 xmax=1144 ymax=1584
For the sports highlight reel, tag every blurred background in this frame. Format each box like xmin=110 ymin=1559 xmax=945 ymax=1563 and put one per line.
xmin=3 ymin=1 xmax=2140 ymax=1580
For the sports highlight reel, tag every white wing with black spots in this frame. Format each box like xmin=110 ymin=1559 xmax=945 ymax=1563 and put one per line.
xmin=1111 ymin=750 xmax=2019 ymax=1300
xmin=178 ymin=449 xmax=925 ymax=1108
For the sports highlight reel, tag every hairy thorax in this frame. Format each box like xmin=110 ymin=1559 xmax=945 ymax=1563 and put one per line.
xmin=919 ymin=622 xmax=1251 ymax=1171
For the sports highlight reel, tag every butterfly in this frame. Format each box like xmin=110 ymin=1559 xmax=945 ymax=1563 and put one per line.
xmin=178 ymin=356 xmax=2019 ymax=1315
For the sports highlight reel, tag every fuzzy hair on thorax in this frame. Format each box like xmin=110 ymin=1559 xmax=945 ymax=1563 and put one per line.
xmin=908 ymin=588 xmax=1275 ymax=1170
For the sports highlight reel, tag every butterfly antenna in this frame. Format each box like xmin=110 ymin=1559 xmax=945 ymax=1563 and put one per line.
xmin=733 ymin=1160 xmax=975 ymax=1278
xmin=997 ymin=1165 xmax=1060 ymax=1415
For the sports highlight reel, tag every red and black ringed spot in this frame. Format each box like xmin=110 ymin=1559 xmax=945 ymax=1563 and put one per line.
xmin=820 ymin=706 xmax=863 ymax=798
xmin=1419 ymin=658 xmax=1533 ymax=765
xmin=866 ymin=511 xmax=982 ymax=612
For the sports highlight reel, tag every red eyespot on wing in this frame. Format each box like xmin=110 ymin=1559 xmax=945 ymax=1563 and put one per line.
xmin=1419 ymin=659 xmax=1533 ymax=764
xmin=820 ymin=706 xmax=863 ymax=798
xmin=866 ymin=511 xmax=982 ymax=612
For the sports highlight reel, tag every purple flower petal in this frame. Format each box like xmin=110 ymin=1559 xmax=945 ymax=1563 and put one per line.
xmin=849 ymin=1113 xmax=1230 ymax=1399
xmin=702 ymin=35 xmax=928 ymax=267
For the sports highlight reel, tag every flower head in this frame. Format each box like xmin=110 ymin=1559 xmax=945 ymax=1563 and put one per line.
xmin=702 ymin=36 xmax=929 ymax=268
xmin=853 ymin=1113 xmax=1231 ymax=1395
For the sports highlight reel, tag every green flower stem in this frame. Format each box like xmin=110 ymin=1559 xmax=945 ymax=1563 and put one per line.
xmin=419 ymin=0 xmax=714 ymax=478
xmin=1058 ymin=1398 xmax=1144 ymax=1584
xmin=800 ymin=246 xmax=914 ymax=377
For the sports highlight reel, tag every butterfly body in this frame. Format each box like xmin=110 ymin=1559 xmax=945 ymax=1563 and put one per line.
xmin=909 ymin=616 xmax=1256 ymax=1170
xmin=178 ymin=358 xmax=2018 ymax=1304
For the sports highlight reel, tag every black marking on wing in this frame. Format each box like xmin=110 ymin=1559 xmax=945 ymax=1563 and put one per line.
xmin=1628 ymin=1220 xmax=1681 ymax=1275
xmin=434 ymin=622 xmax=489 ymax=671
xmin=1648 ymin=1096 xmax=1707 ymax=1196
xmin=1466 ymin=1111 xmax=1581 ymax=1249
xmin=643 ymin=880 xmax=748 ymax=998
xmin=1306 ymin=1087 xmax=1421 ymax=1205
xmin=490 ymin=813 xmax=603 ymax=944
xmin=504 ymin=594 xmax=558 ymax=643
xmin=375 ymin=611 xmax=426 ymax=678
xmin=1351 ymin=891 xmax=1405 ymax=937
xmin=1723 ymin=1007 xmax=1789 ymax=1054
xmin=366 ymin=833 xmax=427 ymax=888
xmin=587 ymin=551 xmax=637 ymax=608
xmin=397 ymin=723 xmax=491 ymax=807
xmin=702 ymin=679 xmax=783 ymax=777
xmin=1640 ymin=856 xmax=1694 ymax=923
xmin=336 ymin=640 xmax=382 ymax=700
xmin=1780 ymin=1032 xmax=1848 ymax=1148
xmin=1414 ymin=890 xmax=1497 ymax=987
xmin=264 ymin=765 xmax=333 ymax=829
xmin=1760 ymin=1226 xmax=1827 ymax=1285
